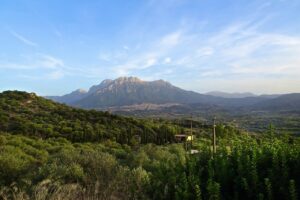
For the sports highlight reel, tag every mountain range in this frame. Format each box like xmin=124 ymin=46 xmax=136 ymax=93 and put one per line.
xmin=46 ymin=77 xmax=300 ymax=114
xmin=205 ymin=91 xmax=257 ymax=98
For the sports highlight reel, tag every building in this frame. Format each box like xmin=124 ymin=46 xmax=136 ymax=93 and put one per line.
xmin=175 ymin=134 xmax=193 ymax=142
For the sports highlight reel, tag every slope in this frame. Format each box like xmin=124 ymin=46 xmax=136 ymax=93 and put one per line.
xmin=0 ymin=91 xmax=178 ymax=144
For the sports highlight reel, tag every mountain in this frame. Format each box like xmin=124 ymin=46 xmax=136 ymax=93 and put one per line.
xmin=252 ymin=93 xmax=300 ymax=112
xmin=88 ymin=79 xmax=113 ymax=93
xmin=68 ymin=77 xmax=224 ymax=109
xmin=205 ymin=91 xmax=256 ymax=98
xmin=46 ymin=77 xmax=299 ymax=114
xmin=46 ymin=89 xmax=87 ymax=104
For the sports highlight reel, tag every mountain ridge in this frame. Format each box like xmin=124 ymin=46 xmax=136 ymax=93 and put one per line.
xmin=46 ymin=77 xmax=299 ymax=113
xmin=73 ymin=77 xmax=213 ymax=108
xmin=205 ymin=91 xmax=257 ymax=98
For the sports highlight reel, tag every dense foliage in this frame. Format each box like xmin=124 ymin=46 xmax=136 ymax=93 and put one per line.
xmin=0 ymin=91 xmax=179 ymax=145
xmin=0 ymin=91 xmax=299 ymax=199
xmin=0 ymin=132 xmax=299 ymax=200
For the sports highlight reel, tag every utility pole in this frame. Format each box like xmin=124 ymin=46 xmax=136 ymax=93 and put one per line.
xmin=213 ymin=117 xmax=216 ymax=154
xmin=190 ymin=114 xmax=193 ymax=149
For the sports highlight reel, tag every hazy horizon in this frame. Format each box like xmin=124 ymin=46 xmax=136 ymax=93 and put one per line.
xmin=1 ymin=0 xmax=300 ymax=95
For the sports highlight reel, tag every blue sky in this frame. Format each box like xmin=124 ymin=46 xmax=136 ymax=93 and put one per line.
xmin=1 ymin=0 xmax=300 ymax=95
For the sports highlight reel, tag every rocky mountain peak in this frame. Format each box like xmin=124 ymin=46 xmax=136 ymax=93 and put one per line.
xmin=88 ymin=79 xmax=112 ymax=93
xmin=114 ymin=76 xmax=144 ymax=84
xmin=151 ymin=79 xmax=172 ymax=86
xmin=100 ymin=79 xmax=113 ymax=85
xmin=74 ymin=89 xmax=87 ymax=94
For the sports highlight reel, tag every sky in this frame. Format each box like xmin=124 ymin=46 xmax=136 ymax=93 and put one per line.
xmin=1 ymin=0 xmax=300 ymax=95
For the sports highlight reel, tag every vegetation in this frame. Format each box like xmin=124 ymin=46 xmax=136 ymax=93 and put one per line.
xmin=0 ymin=91 xmax=299 ymax=199
xmin=0 ymin=91 xmax=179 ymax=145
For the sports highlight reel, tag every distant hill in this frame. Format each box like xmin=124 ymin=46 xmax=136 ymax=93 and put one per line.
xmin=46 ymin=89 xmax=87 ymax=104
xmin=252 ymin=93 xmax=300 ymax=112
xmin=205 ymin=91 xmax=256 ymax=98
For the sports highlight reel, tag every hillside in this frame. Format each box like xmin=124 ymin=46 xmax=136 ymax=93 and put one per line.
xmin=252 ymin=93 xmax=300 ymax=112
xmin=0 ymin=91 xmax=178 ymax=144
xmin=1 ymin=91 xmax=300 ymax=200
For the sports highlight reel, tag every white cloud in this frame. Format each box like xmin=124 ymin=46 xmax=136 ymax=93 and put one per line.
xmin=257 ymin=2 xmax=272 ymax=10
xmin=113 ymin=54 xmax=158 ymax=76
xmin=170 ymin=19 xmax=300 ymax=81
xmin=0 ymin=63 xmax=34 ymax=70
xmin=98 ymin=50 xmax=128 ymax=62
xmin=89 ymin=14 xmax=300 ymax=93
xmin=196 ymin=47 xmax=214 ymax=57
xmin=188 ymin=78 xmax=300 ymax=94
xmin=108 ymin=31 xmax=183 ymax=75
xmin=19 ymin=70 xmax=65 ymax=80
xmin=10 ymin=30 xmax=38 ymax=47
xmin=164 ymin=57 xmax=172 ymax=64
xmin=230 ymin=58 xmax=300 ymax=76
xmin=123 ymin=45 xmax=130 ymax=50
xmin=160 ymin=31 xmax=181 ymax=47
xmin=48 ymin=70 xmax=64 ymax=79
xmin=200 ymin=70 xmax=223 ymax=77
xmin=0 ymin=54 xmax=67 ymax=80
xmin=38 ymin=54 xmax=64 ymax=69
xmin=98 ymin=52 xmax=111 ymax=61
xmin=145 ymin=57 xmax=157 ymax=67
xmin=0 ymin=54 xmax=64 ymax=70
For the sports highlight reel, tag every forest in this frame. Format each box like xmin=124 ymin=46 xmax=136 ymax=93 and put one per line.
xmin=0 ymin=91 xmax=299 ymax=200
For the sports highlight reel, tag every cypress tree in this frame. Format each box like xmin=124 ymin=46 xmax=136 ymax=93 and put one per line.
xmin=207 ymin=180 xmax=221 ymax=200
xmin=289 ymin=179 xmax=298 ymax=200
xmin=195 ymin=184 xmax=202 ymax=200
xmin=264 ymin=178 xmax=273 ymax=200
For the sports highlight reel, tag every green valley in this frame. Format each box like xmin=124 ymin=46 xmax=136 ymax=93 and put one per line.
xmin=0 ymin=91 xmax=299 ymax=199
